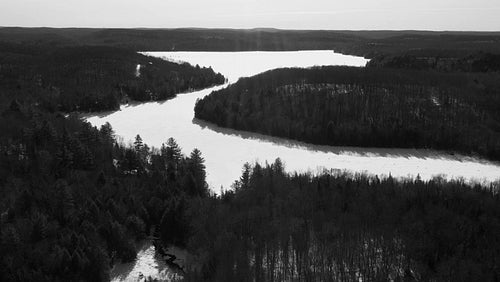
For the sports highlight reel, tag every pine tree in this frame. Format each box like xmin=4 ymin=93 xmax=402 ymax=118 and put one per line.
xmin=272 ymin=158 xmax=284 ymax=174
xmin=188 ymin=148 xmax=207 ymax=197
xmin=162 ymin=137 xmax=183 ymax=181
xmin=165 ymin=137 xmax=182 ymax=164
xmin=133 ymin=134 xmax=149 ymax=171
xmin=239 ymin=162 xmax=252 ymax=190
xmin=99 ymin=122 xmax=115 ymax=143
xmin=133 ymin=134 xmax=143 ymax=152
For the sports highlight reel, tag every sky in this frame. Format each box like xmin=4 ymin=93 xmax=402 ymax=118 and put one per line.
xmin=1 ymin=0 xmax=500 ymax=31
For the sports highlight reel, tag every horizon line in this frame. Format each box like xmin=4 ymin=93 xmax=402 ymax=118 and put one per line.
xmin=1 ymin=26 xmax=500 ymax=33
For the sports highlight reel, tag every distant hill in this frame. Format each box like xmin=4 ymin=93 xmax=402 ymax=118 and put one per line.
xmin=1 ymin=27 xmax=500 ymax=57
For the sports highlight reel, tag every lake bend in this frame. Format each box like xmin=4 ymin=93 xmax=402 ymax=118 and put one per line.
xmin=85 ymin=51 xmax=500 ymax=191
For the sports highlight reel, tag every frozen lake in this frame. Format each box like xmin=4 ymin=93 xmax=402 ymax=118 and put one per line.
xmin=85 ymin=51 xmax=500 ymax=191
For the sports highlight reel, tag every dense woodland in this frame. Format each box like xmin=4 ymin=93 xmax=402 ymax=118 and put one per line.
xmin=195 ymin=66 xmax=500 ymax=160
xmin=0 ymin=99 xmax=211 ymax=280
xmin=183 ymin=160 xmax=500 ymax=282
xmin=0 ymin=43 xmax=225 ymax=112
xmin=1 ymin=29 xmax=500 ymax=281
xmin=0 ymin=43 xmax=219 ymax=280
xmin=368 ymin=52 xmax=500 ymax=72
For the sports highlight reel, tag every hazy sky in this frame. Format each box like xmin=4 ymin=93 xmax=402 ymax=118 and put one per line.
xmin=1 ymin=0 xmax=500 ymax=31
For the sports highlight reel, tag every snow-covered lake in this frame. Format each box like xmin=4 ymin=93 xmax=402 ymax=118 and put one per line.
xmin=86 ymin=50 xmax=500 ymax=191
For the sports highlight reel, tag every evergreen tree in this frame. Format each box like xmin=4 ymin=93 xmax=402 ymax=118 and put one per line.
xmin=188 ymin=148 xmax=207 ymax=197
xmin=161 ymin=138 xmax=183 ymax=181
xmin=99 ymin=122 xmax=115 ymax=143
xmin=134 ymin=134 xmax=143 ymax=152
xmin=164 ymin=137 xmax=182 ymax=164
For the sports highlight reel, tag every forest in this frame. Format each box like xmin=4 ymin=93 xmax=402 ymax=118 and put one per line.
xmin=1 ymin=29 xmax=500 ymax=281
xmin=4 ymin=101 xmax=499 ymax=281
xmin=182 ymin=160 xmax=500 ymax=282
xmin=0 ymin=43 xmax=225 ymax=112
xmin=367 ymin=52 xmax=500 ymax=72
xmin=195 ymin=66 xmax=500 ymax=160
xmin=0 ymin=100 xmax=210 ymax=280
xmin=0 ymin=42 xmax=220 ymax=280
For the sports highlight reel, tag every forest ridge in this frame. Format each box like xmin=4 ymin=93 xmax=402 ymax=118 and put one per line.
xmin=1 ymin=27 xmax=500 ymax=56
xmin=195 ymin=66 xmax=500 ymax=160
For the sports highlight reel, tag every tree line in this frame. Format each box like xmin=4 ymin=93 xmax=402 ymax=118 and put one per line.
xmin=182 ymin=160 xmax=500 ymax=282
xmin=195 ymin=66 xmax=500 ymax=160
xmin=2 ymin=28 xmax=500 ymax=58
xmin=367 ymin=52 xmax=500 ymax=72
xmin=0 ymin=44 xmax=225 ymax=113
